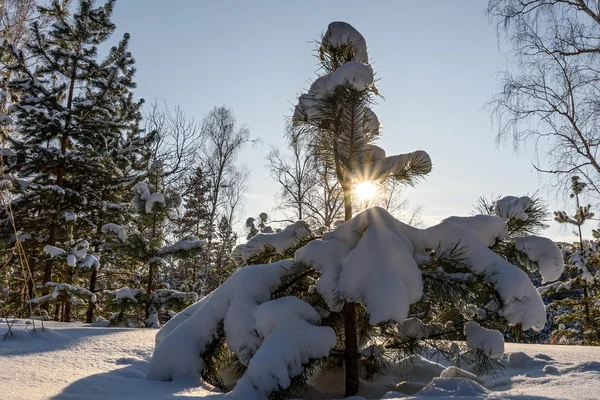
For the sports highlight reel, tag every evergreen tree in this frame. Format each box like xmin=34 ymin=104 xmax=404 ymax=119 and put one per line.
xmin=101 ymin=160 xmax=203 ymax=327
xmin=291 ymin=21 xmax=432 ymax=395
xmin=211 ymin=215 xmax=237 ymax=288
xmin=542 ymin=176 xmax=600 ymax=345
xmin=173 ymin=166 xmax=212 ymax=292
xmin=0 ymin=0 xmax=150 ymax=320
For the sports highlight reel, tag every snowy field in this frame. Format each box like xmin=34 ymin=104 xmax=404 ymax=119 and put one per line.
xmin=1 ymin=320 xmax=599 ymax=400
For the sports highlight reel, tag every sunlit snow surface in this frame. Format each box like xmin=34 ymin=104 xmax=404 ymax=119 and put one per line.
xmin=1 ymin=320 xmax=599 ymax=399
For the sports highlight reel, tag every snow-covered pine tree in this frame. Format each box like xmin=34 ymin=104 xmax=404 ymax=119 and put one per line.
xmin=291 ymin=21 xmax=432 ymax=395
xmin=1 ymin=0 xmax=151 ymax=320
xmin=146 ymin=22 xmax=564 ymax=399
xmin=211 ymin=215 xmax=237 ymax=289
xmin=173 ymin=166 xmax=212 ymax=293
xmin=101 ymin=161 xmax=202 ymax=327
xmin=539 ymin=176 xmax=600 ymax=345
xmin=148 ymin=200 xmax=563 ymax=399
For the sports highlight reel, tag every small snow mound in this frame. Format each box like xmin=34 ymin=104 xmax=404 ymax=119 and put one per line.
xmin=416 ymin=377 xmax=489 ymax=397
xmin=394 ymin=381 xmax=426 ymax=396
xmin=91 ymin=316 xmax=110 ymax=327
xmin=543 ymin=365 xmax=559 ymax=374
xmin=382 ymin=390 xmax=408 ymax=399
xmin=534 ymin=353 xmax=554 ymax=361
xmin=395 ymin=355 xmax=445 ymax=382
xmin=439 ymin=366 xmax=483 ymax=384
xmin=560 ymin=361 xmax=600 ymax=374
xmin=507 ymin=351 xmax=534 ymax=368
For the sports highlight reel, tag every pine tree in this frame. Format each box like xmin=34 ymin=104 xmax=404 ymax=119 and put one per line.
xmin=542 ymin=176 xmax=600 ymax=345
xmin=211 ymin=216 xmax=237 ymax=288
xmin=173 ymin=166 xmax=212 ymax=292
xmin=101 ymin=160 xmax=203 ymax=327
xmin=1 ymin=0 xmax=150 ymax=320
xmin=291 ymin=21 xmax=432 ymax=395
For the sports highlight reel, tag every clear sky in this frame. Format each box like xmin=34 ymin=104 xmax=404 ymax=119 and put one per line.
xmin=108 ymin=0 xmax=579 ymax=240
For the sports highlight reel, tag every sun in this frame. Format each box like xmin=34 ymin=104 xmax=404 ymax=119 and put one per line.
xmin=355 ymin=181 xmax=378 ymax=202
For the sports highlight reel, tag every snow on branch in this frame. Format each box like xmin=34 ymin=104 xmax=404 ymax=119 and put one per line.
xmin=356 ymin=148 xmax=433 ymax=183
xmin=233 ymin=221 xmax=313 ymax=265
xmin=148 ymin=260 xmax=312 ymax=381
xmin=230 ymin=296 xmax=335 ymax=399
xmin=147 ymin=206 xmax=561 ymax=397
xmin=515 ymin=236 xmax=564 ymax=282
xmin=78 ymin=254 xmax=100 ymax=270
xmin=296 ymin=209 xmax=423 ymax=323
xmin=292 ymin=61 xmax=374 ymax=126
xmin=43 ymin=245 xmax=66 ymax=257
xmin=106 ymin=287 xmax=142 ymax=304
xmin=493 ymin=195 xmax=533 ymax=221
xmin=320 ymin=21 xmax=369 ymax=64
xmin=297 ymin=207 xmax=547 ymax=330
xmin=28 ymin=282 xmax=97 ymax=305
xmin=101 ymin=223 xmax=126 ymax=242
xmin=464 ymin=321 xmax=504 ymax=359
xmin=130 ymin=182 xmax=166 ymax=213
xmin=157 ymin=236 xmax=205 ymax=257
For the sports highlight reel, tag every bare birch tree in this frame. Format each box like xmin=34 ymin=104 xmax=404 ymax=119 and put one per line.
xmin=489 ymin=0 xmax=600 ymax=199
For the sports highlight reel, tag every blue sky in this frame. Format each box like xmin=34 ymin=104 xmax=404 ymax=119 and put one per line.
xmin=108 ymin=0 xmax=579 ymax=240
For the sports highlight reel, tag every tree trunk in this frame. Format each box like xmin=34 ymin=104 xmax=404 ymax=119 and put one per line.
xmin=63 ymin=267 xmax=74 ymax=322
xmin=85 ymin=267 xmax=98 ymax=323
xmin=146 ymin=262 xmax=154 ymax=320
xmin=342 ymin=185 xmax=359 ymax=397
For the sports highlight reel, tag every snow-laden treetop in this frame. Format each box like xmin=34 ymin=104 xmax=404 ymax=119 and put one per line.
xmin=320 ymin=21 xmax=369 ymax=64
xmin=293 ymin=21 xmax=432 ymax=186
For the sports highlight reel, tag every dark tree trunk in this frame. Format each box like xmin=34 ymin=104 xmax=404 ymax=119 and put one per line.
xmin=85 ymin=267 xmax=98 ymax=323
xmin=63 ymin=267 xmax=74 ymax=322
xmin=342 ymin=185 xmax=359 ymax=397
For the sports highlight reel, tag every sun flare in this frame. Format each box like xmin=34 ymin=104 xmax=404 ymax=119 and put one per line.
xmin=355 ymin=181 xmax=378 ymax=202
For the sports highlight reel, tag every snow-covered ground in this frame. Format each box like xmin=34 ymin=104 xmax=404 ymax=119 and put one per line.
xmin=1 ymin=320 xmax=599 ymax=399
